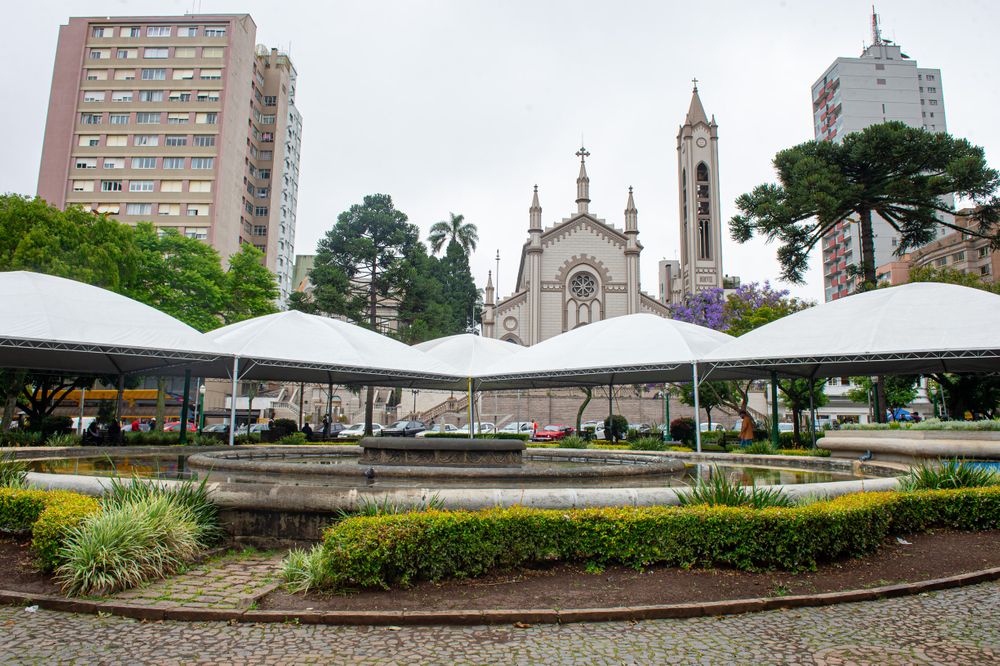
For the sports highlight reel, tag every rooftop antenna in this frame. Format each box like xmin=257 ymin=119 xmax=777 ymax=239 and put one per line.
xmin=871 ymin=5 xmax=884 ymax=46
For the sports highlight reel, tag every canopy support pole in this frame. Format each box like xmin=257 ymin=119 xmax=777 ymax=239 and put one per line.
xmin=179 ymin=369 xmax=191 ymax=445
xmin=326 ymin=374 xmax=334 ymax=438
xmin=114 ymin=374 xmax=125 ymax=423
xmin=770 ymin=370 xmax=779 ymax=448
xmin=227 ymin=357 xmax=239 ymax=447
xmin=77 ymin=388 xmax=86 ymax=435
xmin=663 ymin=383 xmax=670 ymax=441
xmin=298 ymin=382 xmax=305 ymax=429
xmin=467 ymin=377 xmax=474 ymax=438
xmin=692 ymin=364 xmax=702 ymax=453
xmin=808 ymin=370 xmax=817 ymax=450
xmin=607 ymin=380 xmax=614 ymax=441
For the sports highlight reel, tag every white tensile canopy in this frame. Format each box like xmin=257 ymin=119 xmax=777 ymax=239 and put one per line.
xmin=415 ymin=333 xmax=523 ymax=378
xmin=475 ymin=313 xmax=735 ymax=389
xmin=0 ymin=271 xmax=224 ymax=376
xmin=704 ymin=283 xmax=1000 ymax=379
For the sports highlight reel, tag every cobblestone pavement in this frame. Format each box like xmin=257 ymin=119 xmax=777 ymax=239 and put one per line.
xmin=110 ymin=551 xmax=281 ymax=610
xmin=1 ymin=582 xmax=998 ymax=665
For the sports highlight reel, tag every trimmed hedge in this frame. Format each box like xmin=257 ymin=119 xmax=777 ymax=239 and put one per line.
xmin=0 ymin=488 xmax=101 ymax=571
xmin=310 ymin=486 xmax=1000 ymax=590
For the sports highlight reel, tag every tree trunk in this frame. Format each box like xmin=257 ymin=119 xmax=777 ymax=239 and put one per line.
xmin=858 ymin=206 xmax=878 ymax=289
xmin=576 ymin=387 xmax=592 ymax=433
xmin=155 ymin=376 xmax=166 ymax=431
xmin=1 ymin=371 xmax=24 ymax=432
xmin=706 ymin=407 xmax=713 ymax=432
xmin=791 ymin=407 xmax=801 ymax=446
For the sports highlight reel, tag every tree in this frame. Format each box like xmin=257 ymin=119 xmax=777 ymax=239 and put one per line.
xmin=436 ymin=240 xmax=481 ymax=334
xmin=575 ymin=387 xmax=592 ymax=434
xmin=394 ymin=244 xmax=454 ymax=343
xmin=930 ymin=374 xmax=1000 ymax=420
xmin=224 ymin=244 xmax=279 ymax=325
xmin=846 ymin=376 xmax=919 ymax=417
xmin=428 ymin=212 xmax=478 ymax=255
xmin=778 ymin=379 xmax=829 ymax=445
xmin=287 ymin=291 xmax=317 ymax=314
xmin=730 ymin=122 xmax=1000 ymax=289
xmin=311 ymin=194 xmax=420 ymax=433
xmin=906 ymin=265 xmax=1000 ymax=294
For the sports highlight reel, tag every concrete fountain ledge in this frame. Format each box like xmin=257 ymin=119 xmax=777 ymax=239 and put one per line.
xmin=824 ymin=430 xmax=1000 ymax=463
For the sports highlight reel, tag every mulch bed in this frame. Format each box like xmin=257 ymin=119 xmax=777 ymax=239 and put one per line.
xmin=260 ymin=529 xmax=1000 ymax=612
xmin=0 ymin=537 xmax=61 ymax=596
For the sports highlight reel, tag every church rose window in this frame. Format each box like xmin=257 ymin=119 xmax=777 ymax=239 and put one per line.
xmin=570 ymin=273 xmax=597 ymax=298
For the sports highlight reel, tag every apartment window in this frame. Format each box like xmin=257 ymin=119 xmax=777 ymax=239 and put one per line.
xmin=160 ymin=181 xmax=183 ymax=193
xmin=131 ymin=157 xmax=157 ymax=169
xmin=141 ymin=68 xmax=166 ymax=80
xmin=172 ymin=69 xmax=195 ymax=80
xmin=158 ymin=204 xmax=180 ymax=216
xmin=136 ymin=112 xmax=160 ymax=124
xmin=919 ymin=86 xmax=924 ymax=93
xmin=258 ymin=169 xmax=271 ymax=180
xmin=927 ymin=74 xmax=936 ymax=81
xmin=191 ymin=157 xmax=214 ymax=169
xmin=106 ymin=135 xmax=127 ymax=147
xmin=109 ymin=113 xmax=129 ymax=124
xmin=955 ymin=251 xmax=966 ymax=261
xmin=927 ymin=87 xmax=937 ymax=93
xmin=186 ymin=228 xmax=208 ymax=240
xmin=144 ymin=48 xmax=169 ymax=59
xmin=120 ymin=26 xmax=140 ymax=38
xmin=196 ymin=91 xmax=220 ymax=102
xmin=195 ymin=112 xmax=218 ymax=124
xmin=114 ymin=70 xmax=135 ymax=81
xmin=876 ymin=78 xmax=886 ymax=85
xmin=83 ymin=91 xmax=106 ymax=103
xmin=189 ymin=180 xmax=212 ymax=193
xmin=260 ymin=115 xmax=275 ymax=125
xmin=173 ymin=47 xmax=196 ymax=59
xmin=139 ymin=90 xmax=164 ymax=102
xmin=116 ymin=49 xmax=137 ymax=59
xmin=935 ymin=257 xmax=948 ymax=267
xmin=204 ymin=27 xmax=226 ymax=37
xmin=165 ymin=135 xmax=187 ymax=146
xmin=167 ymin=113 xmax=190 ymax=124
xmin=89 ymin=49 xmax=109 ymax=60
xmin=80 ymin=113 xmax=102 ymax=125
xmin=186 ymin=204 xmax=209 ymax=216
xmin=193 ymin=135 xmax=215 ymax=147
xmin=163 ymin=157 xmax=185 ymax=169
xmin=256 ymin=187 xmax=269 ymax=198
xmin=103 ymin=157 xmax=124 ymax=169
xmin=126 ymin=203 xmax=153 ymax=215
xmin=979 ymin=246 xmax=990 ymax=258
xmin=134 ymin=134 xmax=159 ymax=146
xmin=252 ymin=225 xmax=267 ymax=235
xmin=202 ymin=47 xmax=224 ymax=58
xmin=263 ymin=95 xmax=277 ymax=106
xmin=91 ymin=26 xmax=112 ymax=37
xmin=259 ymin=150 xmax=272 ymax=160
xmin=929 ymin=112 xmax=935 ymax=118
xmin=110 ymin=91 xmax=132 ymax=103
xmin=199 ymin=69 xmax=222 ymax=80
xmin=75 ymin=157 xmax=97 ymax=169
xmin=981 ymin=265 xmax=991 ymax=276
xmin=253 ymin=244 xmax=265 ymax=253
xmin=72 ymin=181 xmax=94 ymax=192
xmin=129 ymin=180 xmax=154 ymax=192
xmin=169 ymin=91 xmax=192 ymax=102
xmin=146 ymin=26 xmax=171 ymax=37
xmin=78 ymin=135 xmax=100 ymax=147
xmin=101 ymin=180 xmax=122 ymax=192
xmin=929 ymin=99 xmax=939 ymax=106
xmin=95 ymin=204 xmax=120 ymax=215
xmin=253 ymin=206 xmax=269 ymax=217
xmin=177 ymin=26 xmax=198 ymax=37
xmin=85 ymin=70 xmax=107 ymax=81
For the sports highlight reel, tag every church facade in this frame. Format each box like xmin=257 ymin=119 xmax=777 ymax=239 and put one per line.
xmin=482 ymin=148 xmax=669 ymax=345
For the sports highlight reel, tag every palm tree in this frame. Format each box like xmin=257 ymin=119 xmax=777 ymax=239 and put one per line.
xmin=428 ymin=213 xmax=478 ymax=255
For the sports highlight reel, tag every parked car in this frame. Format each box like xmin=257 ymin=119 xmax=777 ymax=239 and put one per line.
xmin=163 ymin=421 xmax=197 ymax=432
xmin=699 ymin=422 xmax=727 ymax=432
xmin=629 ymin=423 xmax=652 ymax=435
xmin=202 ymin=423 xmax=227 ymax=433
xmin=532 ymin=425 xmax=575 ymax=442
xmin=499 ymin=421 xmax=534 ymax=435
xmin=381 ymin=420 xmax=427 ymax=437
xmin=453 ymin=422 xmax=496 ymax=435
xmin=415 ymin=423 xmax=459 ymax=438
xmin=337 ymin=423 xmax=383 ymax=438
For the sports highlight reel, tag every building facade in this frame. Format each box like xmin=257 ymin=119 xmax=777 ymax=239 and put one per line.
xmin=36 ymin=14 xmax=302 ymax=303
xmin=812 ymin=11 xmax=948 ymax=301
xmin=482 ymin=148 xmax=669 ymax=345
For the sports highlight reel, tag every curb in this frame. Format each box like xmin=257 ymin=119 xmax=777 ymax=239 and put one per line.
xmin=2 ymin=566 xmax=999 ymax=626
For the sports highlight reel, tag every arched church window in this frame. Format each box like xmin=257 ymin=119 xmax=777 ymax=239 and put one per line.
xmin=696 ymin=162 xmax=709 ymax=183
xmin=698 ymin=219 xmax=711 ymax=260
xmin=569 ymin=272 xmax=597 ymax=299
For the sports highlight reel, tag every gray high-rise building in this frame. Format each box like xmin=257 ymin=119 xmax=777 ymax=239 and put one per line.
xmin=811 ymin=10 xmax=947 ymax=301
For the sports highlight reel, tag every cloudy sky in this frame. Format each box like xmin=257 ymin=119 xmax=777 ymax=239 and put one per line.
xmin=8 ymin=0 xmax=999 ymax=302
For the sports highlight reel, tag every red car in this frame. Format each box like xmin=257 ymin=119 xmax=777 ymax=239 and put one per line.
xmin=532 ymin=424 xmax=575 ymax=441
xmin=163 ymin=421 xmax=197 ymax=432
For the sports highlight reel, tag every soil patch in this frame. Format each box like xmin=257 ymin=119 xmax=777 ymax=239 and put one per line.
xmin=0 ymin=537 xmax=61 ymax=596
xmin=261 ymin=529 xmax=1000 ymax=612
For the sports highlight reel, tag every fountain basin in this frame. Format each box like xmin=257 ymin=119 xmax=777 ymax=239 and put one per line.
xmin=359 ymin=436 xmax=526 ymax=468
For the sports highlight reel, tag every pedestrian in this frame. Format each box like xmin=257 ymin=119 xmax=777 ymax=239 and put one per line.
xmin=301 ymin=422 xmax=313 ymax=439
xmin=148 ymin=417 xmax=156 ymax=432
xmin=130 ymin=419 xmax=140 ymax=432
xmin=321 ymin=415 xmax=331 ymax=438
xmin=911 ymin=411 xmax=922 ymax=423
xmin=738 ymin=410 xmax=755 ymax=448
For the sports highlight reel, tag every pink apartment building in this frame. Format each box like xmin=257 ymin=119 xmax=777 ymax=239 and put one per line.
xmin=37 ymin=14 xmax=302 ymax=303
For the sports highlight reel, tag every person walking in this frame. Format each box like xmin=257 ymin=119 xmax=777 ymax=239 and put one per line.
xmin=738 ymin=410 xmax=755 ymax=448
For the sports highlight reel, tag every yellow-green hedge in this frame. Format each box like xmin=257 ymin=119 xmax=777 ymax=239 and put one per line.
xmin=314 ymin=486 xmax=1000 ymax=590
xmin=0 ymin=488 xmax=101 ymax=571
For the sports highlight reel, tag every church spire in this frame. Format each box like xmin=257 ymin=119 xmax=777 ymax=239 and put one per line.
xmin=575 ymin=145 xmax=590 ymax=214
xmin=684 ymin=78 xmax=709 ymax=127
xmin=624 ymin=185 xmax=637 ymax=232
xmin=484 ymin=269 xmax=495 ymax=305
xmin=529 ymin=184 xmax=541 ymax=230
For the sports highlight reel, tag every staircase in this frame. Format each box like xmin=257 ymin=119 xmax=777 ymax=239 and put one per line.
xmin=419 ymin=396 xmax=469 ymax=423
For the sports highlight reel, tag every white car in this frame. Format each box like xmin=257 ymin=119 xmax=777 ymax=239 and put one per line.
xmin=453 ymin=422 xmax=496 ymax=435
xmin=699 ymin=422 xmax=727 ymax=432
xmin=499 ymin=421 xmax=534 ymax=435
xmin=415 ymin=424 xmax=459 ymax=438
xmin=337 ymin=423 xmax=383 ymax=438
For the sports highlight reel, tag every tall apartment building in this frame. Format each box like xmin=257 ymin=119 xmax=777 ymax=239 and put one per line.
xmin=36 ymin=14 xmax=302 ymax=303
xmin=811 ymin=11 xmax=947 ymax=301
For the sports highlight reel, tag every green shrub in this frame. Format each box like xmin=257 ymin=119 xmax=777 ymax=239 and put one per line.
xmin=738 ymin=441 xmax=778 ymax=455
xmin=0 ymin=451 xmax=29 ymax=489
xmin=557 ymin=435 xmax=588 ymax=449
xmin=303 ymin=487 xmax=1000 ymax=590
xmin=628 ymin=436 xmax=666 ymax=452
xmin=0 ymin=487 xmax=101 ymax=570
xmin=102 ymin=476 xmax=221 ymax=547
xmin=676 ymin=468 xmax=795 ymax=509
xmin=56 ymin=495 xmax=201 ymax=596
xmin=604 ymin=415 xmax=629 ymax=443
xmin=899 ymin=459 xmax=1000 ymax=491
xmin=277 ymin=433 xmax=307 ymax=446
xmin=842 ymin=419 xmax=1000 ymax=431
xmin=282 ymin=545 xmax=332 ymax=593
xmin=669 ymin=418 xmax=696 ymax=445
xmin=342 ymin=494 xmax=444 ymax=519
xmin=45 ymin=433 xmax=81 ymax=448
xmin=267 ymin=418 xmax=300 ymax=442
xmin=776 ymin=431 xmax=825 ymax=448
xmin=0 ymin=431 xmax=42 ymax=448
xmin=123 ymin=431 xmax=182 ymax=446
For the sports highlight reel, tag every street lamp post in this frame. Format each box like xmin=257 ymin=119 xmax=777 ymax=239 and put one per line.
xmin=197 ymin=383 xmax=206 ymax=434
xmin=411 ymin=389 xmax=419 ymax=418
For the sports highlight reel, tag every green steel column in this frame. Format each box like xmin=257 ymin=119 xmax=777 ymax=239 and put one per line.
xmin=178 ymin=370 xmax=191 ymax=444
xmin=770 ymin=370 xmax=779 ymax=447
xmin=663 ymin=383 xmax=670 ymax=441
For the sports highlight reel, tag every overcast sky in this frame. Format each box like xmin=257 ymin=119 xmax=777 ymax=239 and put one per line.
xmin=8 ymin=0 xmax=999 ymax=303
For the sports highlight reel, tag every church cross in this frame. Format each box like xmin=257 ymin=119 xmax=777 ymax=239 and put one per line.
xmin=575 ymin=146 xmax=590 ymax=163
xmin=692 ymin=77 xmax=699 ymax=92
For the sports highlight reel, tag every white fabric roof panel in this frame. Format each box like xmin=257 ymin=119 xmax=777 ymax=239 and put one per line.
xmin=205 ymin=310 xmax=462 ymax=387
xmin=475 ymin=313 xmax=735 ymax=388
xmin=415 ymin=333 xmax=523 ymax=377
xmin=704 ymin=283 xmax=1000 ymax=378
xmin=0 ymin=271 xmax=224 ymax=376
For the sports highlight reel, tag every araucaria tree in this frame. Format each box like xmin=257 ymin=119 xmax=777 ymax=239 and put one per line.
xmin=730 ymin=122 xmax=1000 ymax=289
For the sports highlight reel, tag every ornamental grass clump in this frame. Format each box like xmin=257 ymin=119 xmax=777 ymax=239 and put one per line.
xmin=557 ymin=435 xmax=588 ymax=449
xmin=628 ymin=436 xmax=666 ymax=452
xmin=899 ymin=458 xmax=1000 ymax=491
xmin=282 ymin=545 xmax=332 ymax=593
xmin=57 ymin=495 xmax=201 ymax=596
xmin=102 ymin=475 xmax=222 ymax=547
xmin=676 ymin=468 xmax=795 ymax=509
xmin=0 ymin=452 xmax=29 ymax=489
xmin=739 ymin=441 xmax=777 ymax=455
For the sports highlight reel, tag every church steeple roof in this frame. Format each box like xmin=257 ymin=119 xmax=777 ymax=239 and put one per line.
xmin=684 ymin=79 xmax=709 ymax=127
xmin=575 ymin=145 xmax=591 ymax=214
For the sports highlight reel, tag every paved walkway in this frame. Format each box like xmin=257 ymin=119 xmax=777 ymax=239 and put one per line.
xmin=110 ymin=551 xmax=281 ymax=610
xmin=1 ymin=581 xmax=998 ymax=664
